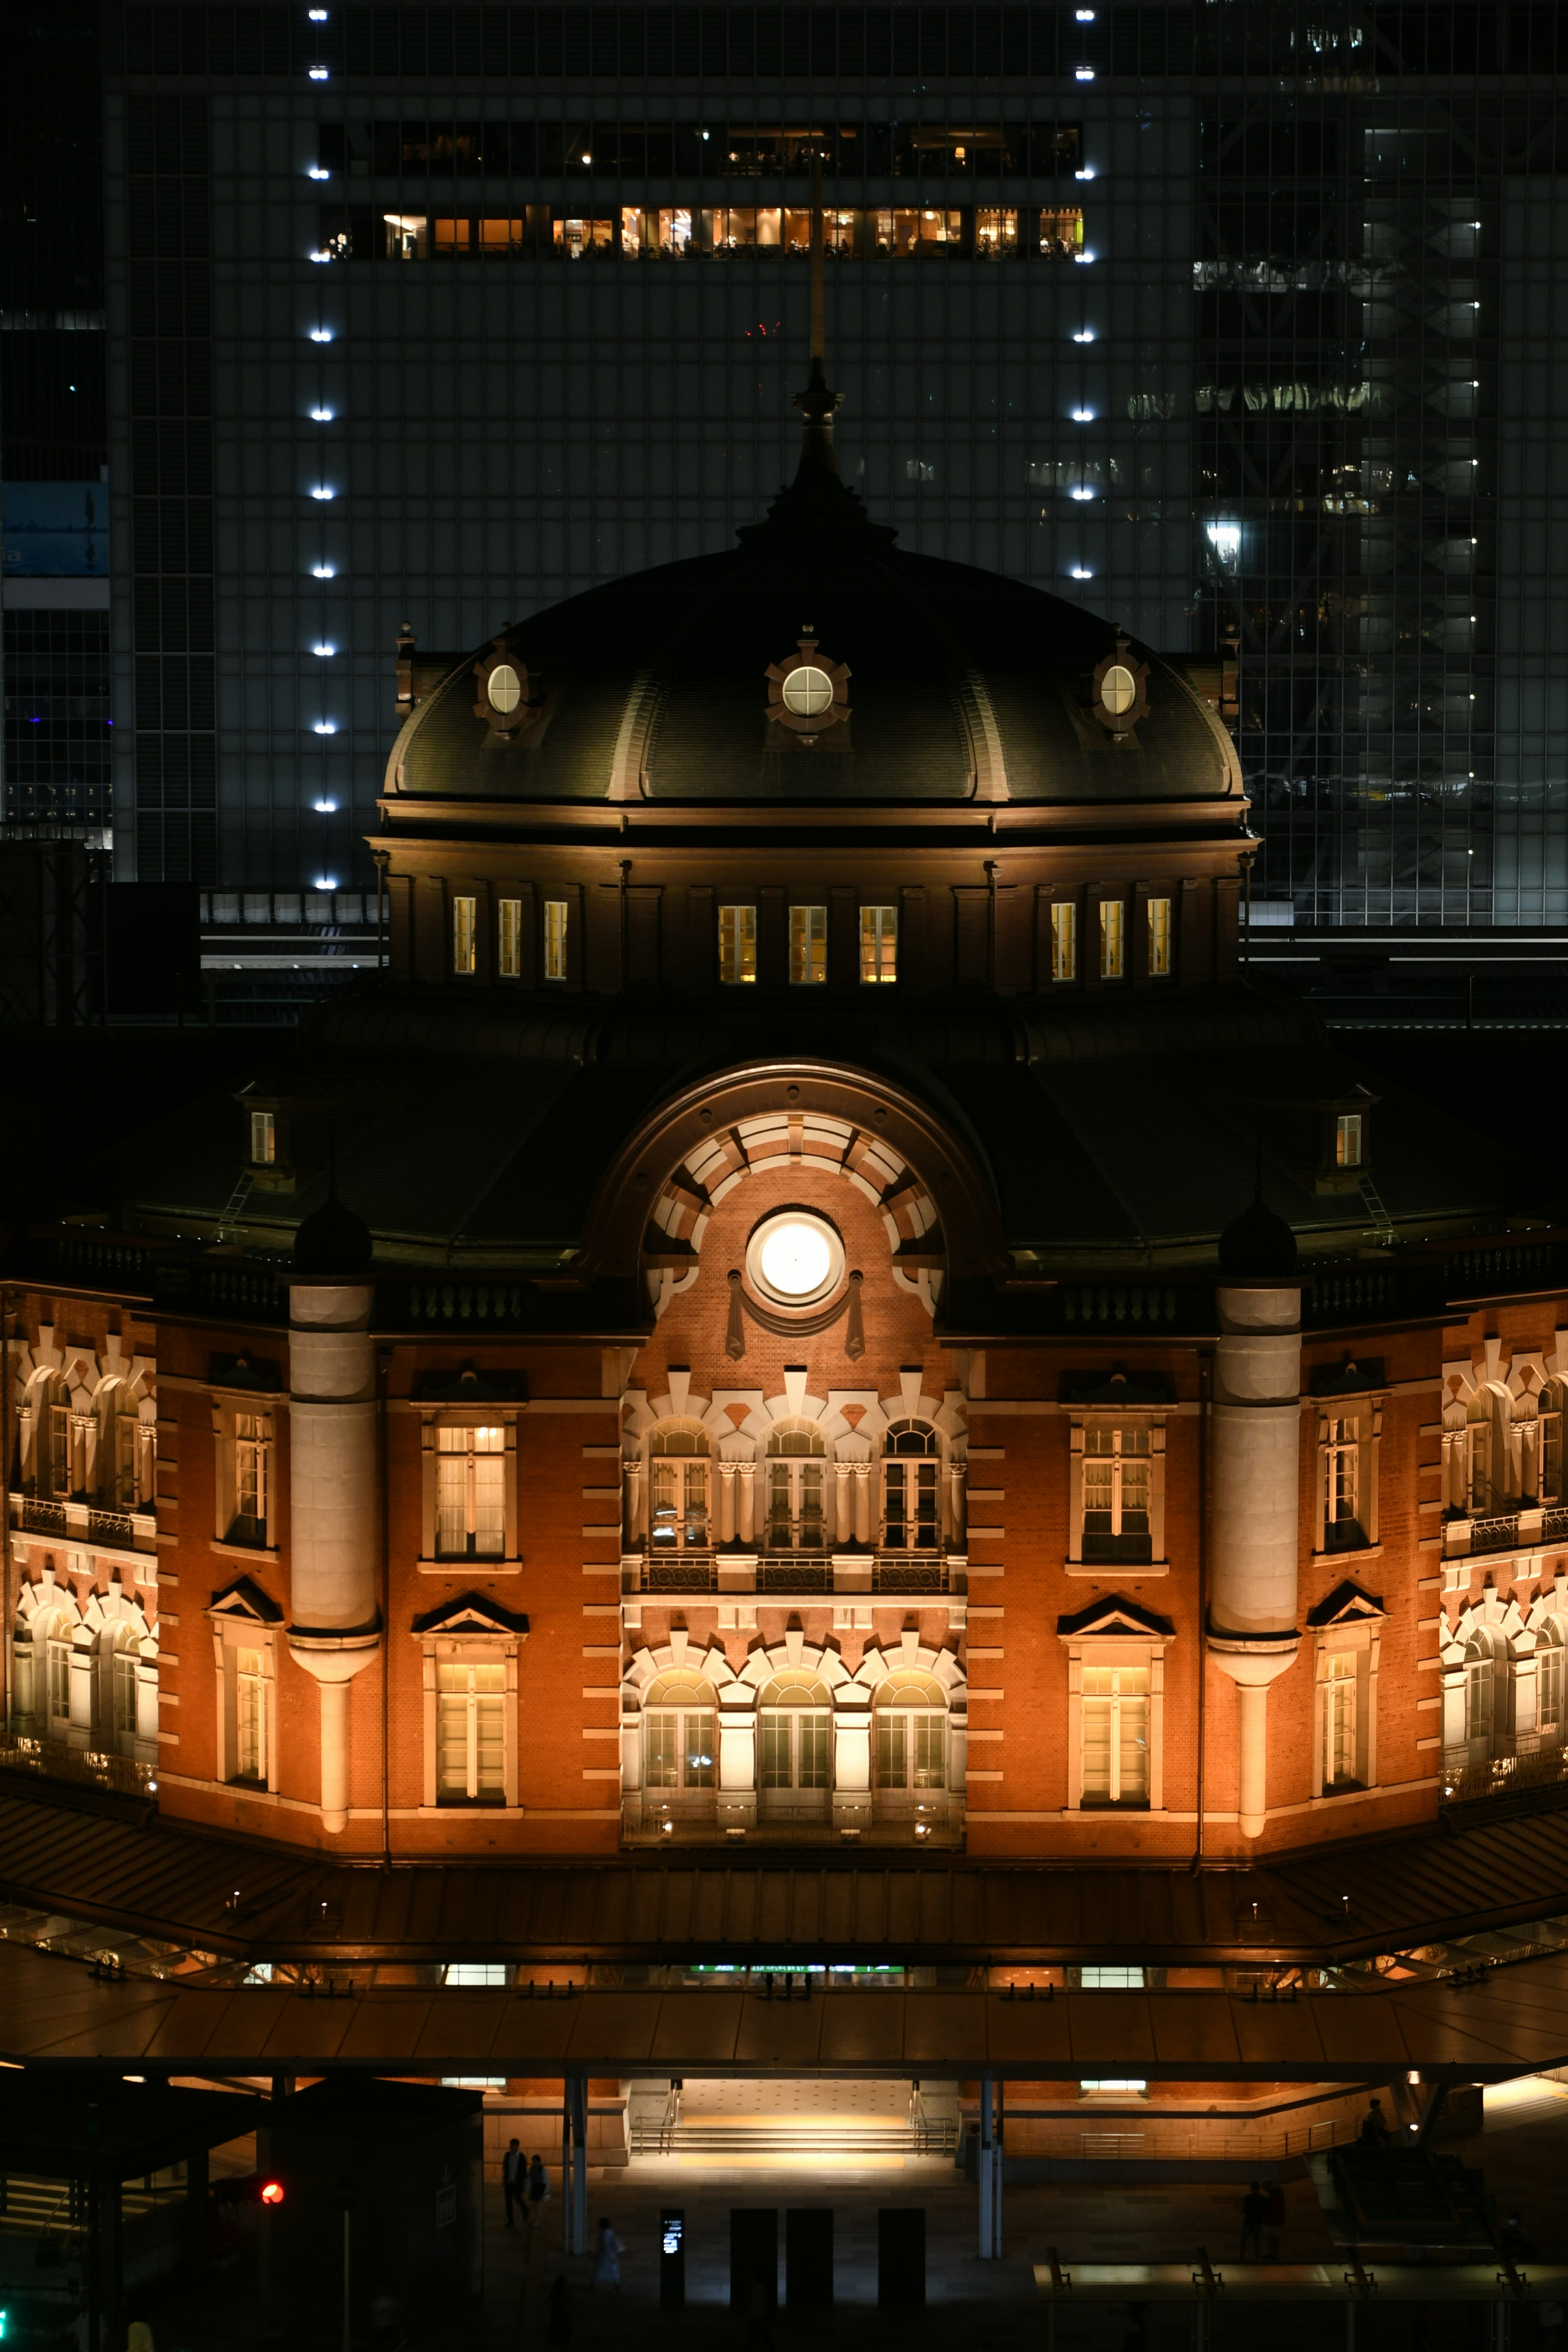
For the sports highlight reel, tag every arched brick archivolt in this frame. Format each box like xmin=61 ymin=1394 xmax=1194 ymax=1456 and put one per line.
xmin=12 ymin=1327 xmax=157 ymax=1509
xmin=578 ymin=1057 xmax=1009 ymax=1312
xmin=12 ymin=1565 xmax=157 ymax=1759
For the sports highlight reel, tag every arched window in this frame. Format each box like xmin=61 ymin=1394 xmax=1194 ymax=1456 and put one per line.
xmin=874 ymin=1670 xmax=948 ymax=1793
xmin=104 ymin=1621 xmax=145 ymax=1757
xmin=642 ymin=1670 xmax=717 ymax=1792
xmin=1465 ymin=1628 xmax=1508 ymax=1750
xmin=39 ymin=1609 xmax=75 ymax=1737
xmin=649 ymin=1423 xmax=710 ymax=1551
xmin=766 ymin=1422 xmax=826 ymax=1552
xmin=98 ymin=1383 xmax=144 ymax=1509
xmin=757 ymin=1672 xmax=832 ymax=1803
xmin=1539 ymin=1620 xmax=1564 ymax=1742
xmin=882 ymin=1421 xmax=940 ymax=1552
xmin=32 ymin=1374 xmax=73 ymax=1501
xmin=1466 ymin=1392 xmax=1507 ymax=1515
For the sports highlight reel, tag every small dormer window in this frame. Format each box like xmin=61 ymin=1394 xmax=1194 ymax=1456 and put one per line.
xmin=1336 ymin=1113 xmax=1363 ymax=1169
xmin=250 ymin=1111 xmax=276 ymax=1166
xmin=1090 ymin=632 xmax=1150 ymax=742
xmin=766 ymin=633 xmax=851 ymax=739
xmin=472 ymin=640 xmax=539 ymax=735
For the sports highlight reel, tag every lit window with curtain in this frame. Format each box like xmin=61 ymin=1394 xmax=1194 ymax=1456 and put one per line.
xmin=1335 ymin=1113 xmax=1363 ymax=1167
xmin=436 ymin=1425 xmax=506 ymax=1557
xmin=789 ymin=903 xmax=826 ymax=984
xmin=1051 ymin=901 xmax=1078 ymax=981
xmin=757 ymin=1672 xmax=832 ymax=1799
xmin=641 ymin=1670 xmax=717 ymax=1792
xmin=860 ymin=904 xmax=897 ymax=982
xmin=234 ymin=1644 xmax=270 ymax=1782
xmin=543 ymin=898 xmax=568 ymax=980
xmin=719 ymin=903 xmax=757 ymax=983
xmin=1539 ymin=1621 xmax=1564 ymax=1738
xmin=1080 ymin=1663 xmax=1149 ymax=1805
xmin=1081 ymin=1425 xmax=1151 ymax=1561
xmin=250 ymin=1109 xmax=276 ymax=1164
xmin=1099 ymin=900 xmax=1125 ymax=978
xmin=1323 ymin=1417 xmax=1361 ymax=1548
xmin=1323 ymin=1652 xmax=1357 ymax=1789
xmin=436 ymin=1661 xmax=506 ymax=1802
xmin=452 ymin=895 xmax=477 ymax=974
xmin=497 ymin=898 xmax=522 ymax=977
xmin=1539 ymin=1388 xmax=1563 ymax=1503
xmin=231 ymin=1412 xmax=269 ymax=1545
xmin=1147 ymin=896 xmax=1172 ymax=976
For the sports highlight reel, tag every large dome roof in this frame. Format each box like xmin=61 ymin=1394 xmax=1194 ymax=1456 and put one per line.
xmin=388 ymin=368 xmax=1242 ymax=810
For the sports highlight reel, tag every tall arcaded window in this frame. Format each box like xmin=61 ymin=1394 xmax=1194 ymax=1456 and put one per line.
xmin=642 ymin=1670 xmax=717 ymax=1791
xmin=1082 ymin=1427 xmax=1151 ymax=1561
xmin=875 ymin=1670 xmax=947 ymax=1791
xmin=497 ymin=898 xmax=522 ymax=978
xmin=882 ymin=1420 xmax=940 ymax=1551
xmin=436 ymin=1426 xmax=505 ymax=1557
xmin=452 ymin=895 xmax=477 ymax=975
xmin=719 ymin=903 xmax=757 ymax=984
xmin=789 ymin=904 xmax=827 ymax=984
xmin=1099 ymin=900 xmax=1125 ymax=979
xmin=766 ymin=1422 xmax=826 ymax=1550
xmin=543 ymin=898 xmax=568 ymax=981
xmin=1147 ymin=896 xmax=1172 ymax=977
xmin=1539 ymin=1620 xmax=1564 ymax=1740
xmin=1336 ymin=1113 xmax=1363 ymax=1168
xmin=860 ymin=904 xmax=897 ymax=983
xmin=437 ymin=1662 xmax=506 ymax=1802
xmin=1081 ymin=1664 xmax=1148 ymax=1805
xmin=757 ymin=1671 xmax=832 ymax=1802
xmin=1051 ymin=901 xmax=1078 ymax=982
xmin=1541 ymin=1385 xmax=1564 ymax=1503
xmin=649 ymin=1423 xmax=709 ymax=1551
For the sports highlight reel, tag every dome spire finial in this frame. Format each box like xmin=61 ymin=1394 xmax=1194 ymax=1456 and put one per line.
xmin=789 ymin=149 xmax=842 ymax=488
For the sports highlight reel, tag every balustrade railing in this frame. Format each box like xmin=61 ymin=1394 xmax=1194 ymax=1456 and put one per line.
xmin=0 ymin=1731 xmax=155 ymax=1802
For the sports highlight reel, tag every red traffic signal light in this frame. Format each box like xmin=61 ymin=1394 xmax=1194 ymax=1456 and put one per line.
xmin=259 ymin=2180 xmax=285 ymax=2207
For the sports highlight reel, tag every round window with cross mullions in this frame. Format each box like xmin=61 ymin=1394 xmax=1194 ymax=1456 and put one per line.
xmin=1100 ymin=664 xmax=1137 ymax=715
xmin=488 ymin=663 xmax=523 ymax=714
xmin=780 ymin=666 xmax=835 ymax=719
xmin=745 ymin=1209 xmax=845 ymax=1308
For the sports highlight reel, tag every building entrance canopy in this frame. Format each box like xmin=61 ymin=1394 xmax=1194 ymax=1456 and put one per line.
xmin=7 ymin=1940 xmax=1568 ymax=2085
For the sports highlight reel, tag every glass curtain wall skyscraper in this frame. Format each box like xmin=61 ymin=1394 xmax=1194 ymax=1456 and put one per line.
xmin=97 ymin=3 xmax=1568 ymax=928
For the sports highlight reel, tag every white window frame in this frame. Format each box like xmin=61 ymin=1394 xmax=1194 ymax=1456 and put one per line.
xmin=419 ymin=1636 xmax=521 ymax=1810
xmin=1078 ymin=1659 xmax=1151 ymax=1806
xmin=209 ymin=1609 xmax=281 ymax=1793
xmin=647 ymin=1423 xmax=712 ymax=1553
xmin=881 ymin=1421 xmax=942 ymax=1552
xmin=1067 ymin=1412 xmax=1167 ymax=1565
xmin=860 ymin=904 xmax=898 ymax=984
xmin=1308 ymin=1608 xmax=1381 ymax=1797
xmin=764 ymin=1425 xmax=829 ymax=1552
xmin=1537 ymin=1387 xmax=1563 ymax=1505
xmin=1050 ymin=900 xmax=1078 ymax=982
xmin=543 ymin=897 xmax=568 ymax=981
xmin=1060 ymin=1627 xmax=1172 ymax=1813
xmin=212 ymin=1395 xmax=277 ymax=1552
xmin=434 ymin=1658 xmax=508 ymax=1803
xmin=719 ymin=903 xmax=757 ymax=984
xmin=1313 ymin=1394 xmax=1382 ymax=1553
xmin=434 ymin=1424 xmax=508 ymax=1558
xmin=420 ymin=1412 xmax=520 ymax=1565
xmin=1335 ymin=1112 xmax=1363 ymax=1168
xmin=1146 ymin=895 xmax=1172 ymax=978
xmin=250 ymin=1110 xmax=276 ymax=1165
xmin=789 ymin=903 xmax=827 ymax=984
xmin=497 ymin=898 xmax=523 ymax=978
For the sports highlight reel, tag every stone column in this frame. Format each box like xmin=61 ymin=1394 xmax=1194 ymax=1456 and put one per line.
xmin=286 ymin=1280 xmax=381 ymax=1835
xmin=718 ymin=1461 xmax=737 ymax=1544
xmin=1207 ymin=1268 xmax=1303 ymax=1840
xmin=737 ymin=1461 xmax=756 ymax=1546
xmin=834 ymin=1463 xmax=854 ymax=1546
xmin=853 ymin=1463 xmax=873 ymax=1546
xmin=624 ymin=1457 xmax=645 ymax=1545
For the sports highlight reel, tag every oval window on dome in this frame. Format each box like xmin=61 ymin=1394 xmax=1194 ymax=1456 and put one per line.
xmin=745 ymin=1209 xmax=845 ymax=1309
xmin=1100 ymin=664 xmax=1137 ymax=716
xmin=781 ymin=666 xmax=834 ymax=719
xmin=488 ymin=663 xmax=523 ymax=714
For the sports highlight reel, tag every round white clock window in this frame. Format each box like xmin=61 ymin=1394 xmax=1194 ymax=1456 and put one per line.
xmin=745 ymin=1209 xmax=845 ymax=1307
xmin=488 ymin=662 xmax=523 ymax=713
xmin=1100 ymin=663 xmax=1137 ymax=715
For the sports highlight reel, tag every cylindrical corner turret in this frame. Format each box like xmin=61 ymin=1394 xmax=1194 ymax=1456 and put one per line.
xmin=1207 ymin=1196 xmax=1303 ymax=1840
xmin=286 ymin=1192 xmax=380 ymax=1836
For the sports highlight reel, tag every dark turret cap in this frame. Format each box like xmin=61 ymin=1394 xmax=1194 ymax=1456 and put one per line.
xmin=1218 ymin=1189 xmax=1299 ymax=1281
xmin=292 ymin=1176 xmax=373 ymax=1279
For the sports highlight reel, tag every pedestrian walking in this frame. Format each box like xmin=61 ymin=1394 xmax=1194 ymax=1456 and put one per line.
xmin=1358 ymin=2097 xmax=1391 ymax=2147
xmin=1238 ymin=2181 xmax=1267 ymax=2262
xmin=1262 ymin=2178 xmax=1285 ymax=2261
xmin=527 ymin=2152 xmax=550 ymax=2234
xmin=502 ymin=2136 xmax=525 ymax=2229
xmin=590 ymin=2216 xmax=624 ymax=2291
